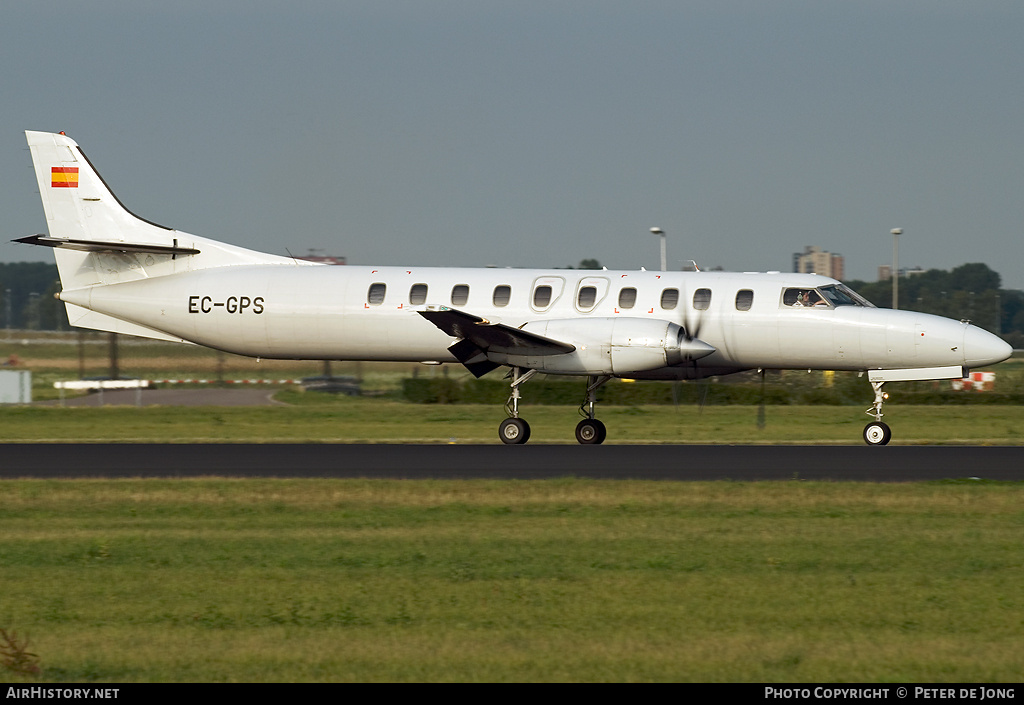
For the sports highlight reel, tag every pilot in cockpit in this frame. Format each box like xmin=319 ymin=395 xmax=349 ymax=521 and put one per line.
xmin=789 ymin=289 xmax=829 ymax=308
xmin=807 ymin=291 xmax=828 ymax=307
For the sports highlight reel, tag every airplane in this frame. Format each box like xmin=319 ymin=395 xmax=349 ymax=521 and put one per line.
xmin=14 ymin=130 xmax=1014 ymax=445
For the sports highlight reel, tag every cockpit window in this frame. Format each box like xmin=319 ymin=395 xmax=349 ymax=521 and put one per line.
xmin=783 ymin=288 xmax=830 ymax=308
xmin=782 ymin=284 xmax=874 ymax=309
xmin=820 ymin=284 xmax=875 ymax=307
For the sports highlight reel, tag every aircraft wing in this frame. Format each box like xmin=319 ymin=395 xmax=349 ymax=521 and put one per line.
xmin=419 ymin=308 xmax=576 ymax=377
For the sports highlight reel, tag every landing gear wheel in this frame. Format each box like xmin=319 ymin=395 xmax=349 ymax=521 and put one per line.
xmin=575 ymin=418 xmax=607 ymax=445
xmin=499 ymin=418 xmax=531 ymax=445
xmin=863 ymin=421 xmax=891 ymax=446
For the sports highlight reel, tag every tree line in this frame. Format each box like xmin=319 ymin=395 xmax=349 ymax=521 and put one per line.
xmin=0 ymin=262 xmax=66 ymax=332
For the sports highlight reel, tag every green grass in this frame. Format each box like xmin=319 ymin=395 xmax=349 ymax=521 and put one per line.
xmin=4 ymin=396 xmax=1024 ymax=444
xmin=0 ymin=479 xmax=1020 ymax=682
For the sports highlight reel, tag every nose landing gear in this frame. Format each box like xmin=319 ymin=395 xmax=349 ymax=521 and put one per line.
xmin=863 ymin=380 xmax=891 ymax=446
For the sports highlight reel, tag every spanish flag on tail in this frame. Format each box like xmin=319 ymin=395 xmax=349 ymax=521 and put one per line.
xmin=51 ymin=166 xmax=79 ymax=188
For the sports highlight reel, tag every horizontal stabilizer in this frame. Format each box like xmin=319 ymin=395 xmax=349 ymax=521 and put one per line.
xmin=419 ymin=308 xmax=576 ymax=356
xmin=14 ymin=234 xmax=200 ymax=256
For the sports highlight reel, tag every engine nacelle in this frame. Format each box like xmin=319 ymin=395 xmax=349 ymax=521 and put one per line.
xmin=492 ymin=317 xmax=714 ymax=375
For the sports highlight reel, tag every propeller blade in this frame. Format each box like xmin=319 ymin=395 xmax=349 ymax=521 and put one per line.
xmin=682 ymin=307 xmax=705 ymax=342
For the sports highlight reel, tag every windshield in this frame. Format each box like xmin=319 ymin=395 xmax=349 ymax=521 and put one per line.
xmin=819 ymin=284 xmax=875 ymax=307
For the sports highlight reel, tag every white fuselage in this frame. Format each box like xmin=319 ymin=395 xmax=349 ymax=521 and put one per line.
xmin=58 ymin=264 xmax=1009 ymax=380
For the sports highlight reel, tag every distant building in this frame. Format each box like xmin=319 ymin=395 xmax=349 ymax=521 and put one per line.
xmin=793 ymin=246 xmax=844 ymax=280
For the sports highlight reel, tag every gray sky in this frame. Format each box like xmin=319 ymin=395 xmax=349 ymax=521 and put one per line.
xmin=3 ymin=1 xmax=1023 ymax=288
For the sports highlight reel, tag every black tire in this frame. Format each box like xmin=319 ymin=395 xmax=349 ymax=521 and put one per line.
xmin=575 ymin=418 xmax=607 ymax=445
xmin=863 ymin=421 xmax=891 ymax=446
xmin=499 ymin=418 xmax=531 ymax=445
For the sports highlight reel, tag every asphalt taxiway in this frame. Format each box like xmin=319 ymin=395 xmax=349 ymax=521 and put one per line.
xmin=1 ymin=444 xmax=1022 ymax=481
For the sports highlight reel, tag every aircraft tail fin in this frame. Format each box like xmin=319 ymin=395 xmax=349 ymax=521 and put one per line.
xmin=25 ymin=130 xmax=178 ymax=251
xmin=19 ymin=130 xmax=301 ymax=339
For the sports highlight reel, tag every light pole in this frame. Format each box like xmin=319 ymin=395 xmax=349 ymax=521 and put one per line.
xmin=651 ymin=227 xmax=666 ymax=272
xmin=891 ymin=228 xmax=902 ymax=309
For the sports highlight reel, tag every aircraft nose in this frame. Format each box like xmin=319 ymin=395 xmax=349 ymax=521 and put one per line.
xmin=962 ymin=325 xmax=1013 ymax=367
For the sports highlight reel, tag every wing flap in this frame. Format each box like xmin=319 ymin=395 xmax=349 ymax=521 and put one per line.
xmin=419 ymin=308 xmax=575 ymax=376
xmin=419 ymin=308 xmax=576 ymax=356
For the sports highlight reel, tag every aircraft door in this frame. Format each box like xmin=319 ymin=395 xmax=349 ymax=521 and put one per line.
xmin=722 ymin=288 xmax=781 ymax=366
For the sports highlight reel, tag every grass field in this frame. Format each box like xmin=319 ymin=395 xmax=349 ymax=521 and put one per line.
xmin=4 ymin=396 xmax=1024 ymax=444
xmin=0 ymin=479 xmax=1020 ymax=682
xmin=2 ymin=335 xmax=1022 ymax=682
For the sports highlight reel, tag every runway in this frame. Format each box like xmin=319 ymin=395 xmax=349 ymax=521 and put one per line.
xmin=1 ymin=444 xmax=1022 ymax=481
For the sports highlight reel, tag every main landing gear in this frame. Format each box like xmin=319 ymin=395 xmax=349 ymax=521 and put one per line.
xmin=575 ymin=375 xmax=610 ymax=445
xmin=499 ymin=367 xmax=536 ymax=444
xmin=863 ymin=380 xmax=892 ymax=446
xmin=498 ymin=369 xmax=611 ymax=445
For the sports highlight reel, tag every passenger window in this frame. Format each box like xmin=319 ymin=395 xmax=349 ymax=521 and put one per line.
xmin=692 ymin=288 xmax=711 ymax=310
xmin=661 ymin=288 xmax=680 ymax=310
xmin=574 ymin=276 xmax=609 ymax=312
xmin=409 ymin=283 xmax=428 ymax=305
xmin=367 ymin=282 xmax=386 ymax=306
xmin=735 ymin=289 xmax=753 ymax=311
xmin=618 ymin=287 xmax=637 ymax=309
xmin=534 ymin=285 xmax=553 ymax=308
xmin=451 ymin=284 xmax=469 ymax=306
xmin=493 ymin=285 xmax=512 ymax=307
